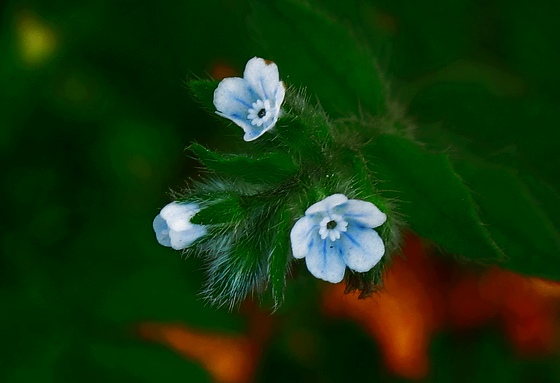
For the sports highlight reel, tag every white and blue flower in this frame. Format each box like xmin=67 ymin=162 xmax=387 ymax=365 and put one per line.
xmin=153 ymin=202 xmax=207 ymax=250
xmin=213 ymin=57 xmax=286 ymax=142
xmin=290 ymin=194 xmax=387 ymax=283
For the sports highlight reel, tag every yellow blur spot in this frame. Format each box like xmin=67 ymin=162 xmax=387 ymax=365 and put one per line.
xmin=17 ymin=12 xmax=57 ymax=66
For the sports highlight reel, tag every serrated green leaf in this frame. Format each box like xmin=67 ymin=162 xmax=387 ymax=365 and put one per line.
xmin=250 ymin=0 xmax=386 ymax=117
xmin=189 ymin=143 xmax=298 ymax=184
xmin=188 ymin=80 xmax=218 ymax=111
xmin=364 ymin=134 xmax=504 ymax=262
xmin=455 ymin=160 xmax=560 ymax=280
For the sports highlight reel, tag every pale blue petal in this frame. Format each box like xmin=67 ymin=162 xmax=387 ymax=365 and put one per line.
xmin=248 ymin=114 xmax=278 ymax=141
xmin=153 ymin=214 xmax=171 ymax=247
xmin=214 ymin=111 xmax=263 ymax=141
xmin=263 ymin=82 xmax=285 ymax=132
xmin=169 ymin=225 xmax=207 ymax=250
xmin=340 ymin=224 xmax=385 ymax=273
xmin=160 ymin=202 xmax=199 ymax=232
xmin=337 ymin=199 xmax=387 ymax=228
xmin=305 ymin=194 xmax=348 ymax=216
xmin=290 ymin=215 xmax=318 ymax=259
xmin=305 ymin=234 xmax=346 ymax=283
xmin=241 ymin=120 xmax=269 ymax=141
xmin=213 ymin=77 xmax=256 ymax=117
xmin=273 ymin=82 xmax=286 ymax=111
xmin=243 ymin=57 xmax=281 ymax=102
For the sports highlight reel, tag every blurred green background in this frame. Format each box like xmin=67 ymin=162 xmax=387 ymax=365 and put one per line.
xmin=2 ymin=0 xmax=560 ymax=382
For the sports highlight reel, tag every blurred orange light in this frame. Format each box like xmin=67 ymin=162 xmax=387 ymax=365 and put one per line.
xmin=323 ymin=234 xmax=444 ymax=380
xmin=210 ymin=62 xmax=238 ymax=80
xmin=138 ymin=302 xmax=272 ymax=383
xmin=139 ymin=322 xmax=255 ymax=383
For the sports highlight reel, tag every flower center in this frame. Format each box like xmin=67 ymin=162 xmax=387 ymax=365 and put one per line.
xmin=247 ymin=99 xmax=273 ymax=127
xmin=318 ymin=215 xmax=348 ymax=241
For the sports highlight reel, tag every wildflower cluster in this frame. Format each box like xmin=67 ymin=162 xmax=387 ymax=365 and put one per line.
xmin=153 ymin=57 xmax=400 ymax=308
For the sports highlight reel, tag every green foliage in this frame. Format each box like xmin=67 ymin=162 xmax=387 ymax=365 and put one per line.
xmin=190 ymin=194 xmax=243 ymax=225
xmin=188 ymin=80 xmax=219 ymax=111
xmin=88 ymin=342 xmax=211 ymax=382
xmin=456 ymin=160 xmax=560 ymax=280
xmin=267 ymin=206 xmax=292 ymax=309
xmin=364 ymin=134 xmax=504 ymax=262
xmin=250 ymin=0 xmax=387 ymax=117
xmin=198 ymin=194 xmax=288 ymax=309
xmin=4 ymin=0 xmax=560 ymax=381
xmin=189 ymin=143 xmax=298 ymax=184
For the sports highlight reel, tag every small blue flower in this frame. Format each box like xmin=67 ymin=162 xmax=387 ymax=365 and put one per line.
xmin=290 ymin=194 xmax=387 ymax=283
xmin=153 ymin=202 xmax=207 ymax=250
xmin=213 ymin=57 xmax=286 ymax=142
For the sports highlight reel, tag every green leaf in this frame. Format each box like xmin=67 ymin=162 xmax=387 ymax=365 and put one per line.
xmin=267 ymin=206 xmax=292 ymax=309
xmin=188 ymin=80 xmax=218 ymax=111
xmin=364 ymin=134 xmax=504 ymax=262
xmin=189 ymin=143 xmax=298 ymax=184
xmin=455 ymin=160 xmax=560 ymax=280
xmin=190 ymin=194 xmax=244 ymax=225
xmin=203 ymin=229 xmax=266 ymax=309
xmin=250 ymin=0 xmax=386 ymax=117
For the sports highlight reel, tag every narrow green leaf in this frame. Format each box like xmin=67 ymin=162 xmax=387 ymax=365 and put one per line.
xmin=189 ymin=143 xmax=298 ymax=184
xmin=267 ymin=206 xmax=292 ymax=309
xmin=364 ymin=134 xmax=504 ymax=262
xmin=456 ymin=160 xmax=560 ymax=280
xmin=250 ymin=0 xmax=386 ymax=117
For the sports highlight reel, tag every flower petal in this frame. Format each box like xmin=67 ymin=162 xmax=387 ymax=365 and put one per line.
xmin=337 ymin=199 xmax=387 ymax=228
xmin=290 ymin=215 xmax=318 ymax=259
xmin=215 ymin=111 xmax=268 ymax=141
xmin=239 ymin=119 xmax=269 ymax=141
xmin=305 ymin=194 xmax=348 ymax=216
xmin=243 ymin=57 xmax=281 ymax=102
xmin=160 ymin=202 xmax=199 ymax=232
xmin=305 ymin=234 xmax=347 ymax=283
xmin=339 ymin=224 xmax=385 ymax=273
xmin=213 ymin=77 xmax=256 ymax=117
xmin=273 ymin=82 xmax=286 ymax=112
xmin=153 ymin=214 xmax=171 ymax=247
xmin=169 ymin=225 xmax=207 ymax=250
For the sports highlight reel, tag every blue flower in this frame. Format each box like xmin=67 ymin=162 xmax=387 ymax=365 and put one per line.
xmin=290 ymin=194 xmax=387 ymax=283
xmin=153 ymin=202 xmax=207 ymax=250
xmin=213 ymin=57 xmax=286 ymax=141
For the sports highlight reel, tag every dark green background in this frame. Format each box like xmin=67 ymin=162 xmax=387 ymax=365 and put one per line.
xmin=2 ymin=0 xmax=560 ymax=381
